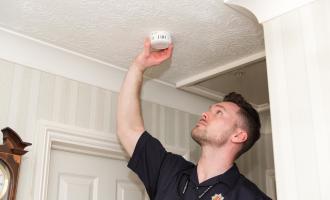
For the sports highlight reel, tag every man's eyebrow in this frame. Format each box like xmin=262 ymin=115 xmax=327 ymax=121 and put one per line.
xmin=214 ymin=104 xmax=227 ymax=111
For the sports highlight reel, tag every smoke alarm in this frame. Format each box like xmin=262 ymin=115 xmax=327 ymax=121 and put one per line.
xmin=150 ymin=31 xmax=172 ymax=50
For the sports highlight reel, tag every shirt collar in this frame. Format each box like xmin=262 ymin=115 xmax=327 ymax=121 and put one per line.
xmin=182 ymin=163 xmax=240 ymax=189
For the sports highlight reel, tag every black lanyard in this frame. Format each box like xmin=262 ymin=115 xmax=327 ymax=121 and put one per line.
xmin=177 ymin=173 xmax=235 ymax=200
xmin=182 ymin=179 xmax=215 ymax=199
xmin=178 ymin=173 xmax=221 ymax=200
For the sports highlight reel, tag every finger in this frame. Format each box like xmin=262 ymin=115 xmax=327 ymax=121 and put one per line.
xmin=159 ymin=44 xmax=173 ymax=54
xmin=164 ymin=44 xmax=174 ymax=59
xmin=143 ymin=38 xmax=151 ymax=56
xmin=168 ymin=43 xmax=174 ymax=53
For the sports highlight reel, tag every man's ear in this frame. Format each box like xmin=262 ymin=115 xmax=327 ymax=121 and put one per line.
xmin=231 ymin=129 xmax=248 ymax=144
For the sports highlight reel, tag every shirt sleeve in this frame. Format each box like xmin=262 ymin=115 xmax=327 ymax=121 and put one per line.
xmin=127 ymin=131 xmax=167 ymax=198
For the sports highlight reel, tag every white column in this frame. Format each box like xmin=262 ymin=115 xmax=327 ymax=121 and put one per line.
xmin=263 ymin=1 xmax=330 ymax=199
xmin=225 ymin=0 xmax=330 ymax=199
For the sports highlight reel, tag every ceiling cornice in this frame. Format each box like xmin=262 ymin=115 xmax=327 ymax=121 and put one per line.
xmin=224 ymin=0 xmax=318 ymax=23
xmin=181 ymin=84 xmax=270 ymax=112
xmin=176 ymin=51 xmax=265 ymax=88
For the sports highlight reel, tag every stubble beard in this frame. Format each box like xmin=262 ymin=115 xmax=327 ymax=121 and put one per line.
xmin=191 ymin=126 xmax=207 ymax=145
xmin=191 ymin=125 xmax=232 ymax=147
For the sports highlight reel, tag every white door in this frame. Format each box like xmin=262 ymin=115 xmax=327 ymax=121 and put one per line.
xmin=47 ymin=149 xmax=147 ymax=200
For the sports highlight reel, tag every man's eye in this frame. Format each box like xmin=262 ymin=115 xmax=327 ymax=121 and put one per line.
xmin=216 ymin=110 xmax=222 ymax=114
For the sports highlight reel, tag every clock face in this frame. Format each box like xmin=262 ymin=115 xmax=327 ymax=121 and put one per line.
xmin=0 ymin=160 xmax=10 ymax=199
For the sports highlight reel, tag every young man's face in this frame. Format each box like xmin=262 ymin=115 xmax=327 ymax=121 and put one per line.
xmin=191 ymin=101 xmax=242 ymax=147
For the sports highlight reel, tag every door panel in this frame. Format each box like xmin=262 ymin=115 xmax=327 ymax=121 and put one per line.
xmin=47 ymin=149 xmax=147 ymax=200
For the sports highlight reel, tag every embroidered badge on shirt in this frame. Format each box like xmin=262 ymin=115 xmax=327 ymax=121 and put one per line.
xmin=211 ymin=193 xmax=224 ymax=200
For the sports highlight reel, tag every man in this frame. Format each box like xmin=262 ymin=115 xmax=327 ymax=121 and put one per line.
xmin=117 ymin=39 xmax=271 ymax=199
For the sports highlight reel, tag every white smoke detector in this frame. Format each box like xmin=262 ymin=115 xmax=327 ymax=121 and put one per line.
xmin=150 ymin=31 xmax=172 ymax=50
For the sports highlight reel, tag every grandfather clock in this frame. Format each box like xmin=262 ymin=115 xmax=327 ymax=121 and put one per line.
xmin=0 ymin=127 xmax=31 ymax=200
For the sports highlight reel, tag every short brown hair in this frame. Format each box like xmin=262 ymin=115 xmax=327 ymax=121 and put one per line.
xmin=223 ymin=92 xmax=261 ymax=159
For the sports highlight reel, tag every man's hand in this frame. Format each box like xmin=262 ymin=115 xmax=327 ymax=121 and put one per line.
xmin=133 ymin=38 xmax=174 ymax=72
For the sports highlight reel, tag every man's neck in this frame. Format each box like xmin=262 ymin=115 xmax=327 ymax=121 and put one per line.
xmin=196 ymin=146 xmax=235 ymax=184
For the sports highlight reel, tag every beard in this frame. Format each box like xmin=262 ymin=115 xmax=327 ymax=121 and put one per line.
xmin=191 ymin=125 xmax=233 ymax=147
xmin=191 ymin=126 xmax=207 ymax=145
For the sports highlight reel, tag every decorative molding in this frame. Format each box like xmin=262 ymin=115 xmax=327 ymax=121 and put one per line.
xmin=256 ymin=103 xmax=270 ymax=113
xmin=58 ymin=173 xmax=99 ymax=200
xmin=224 ymin=0 xmax=317 ymax=23
xmin=265 ymin=169 xmax=277 ymax=200
xmin=181 ymin=85 xmax=270 ymax=113
xmin=33 ymin=120 xmax=190 ymax=200
xmin=181 ymin=85 xmax=225 ymax=102
xmin=116 ymin=180 xmax=146 ymax=200
xmin=176 ymin=51 xmax=265 ymax=88
xmin=33 ymin=120 xmax=123 ymax=200
xmin=0 ymin=27 xmax=214 ymax=116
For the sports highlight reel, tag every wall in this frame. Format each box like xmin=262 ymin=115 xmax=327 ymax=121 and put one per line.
xmin=0 ymin=58 xmax=200 ymax=199
xmin=0 ymin=57 xmax=275 ymax=199
xmin=263 ymin=0 xmax=330 ymax=199
xmin=0 ymin=26 xmax=275 ymax=199
xmin=236 ymin=110 xmax=275 ymax=197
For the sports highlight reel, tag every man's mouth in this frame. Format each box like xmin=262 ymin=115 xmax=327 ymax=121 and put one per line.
xmin=196 ymin=119 xmax=207 ymax=126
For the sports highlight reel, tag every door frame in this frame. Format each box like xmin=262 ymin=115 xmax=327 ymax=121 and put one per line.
xmin=32 ymin=120 xmax=190 ymax=200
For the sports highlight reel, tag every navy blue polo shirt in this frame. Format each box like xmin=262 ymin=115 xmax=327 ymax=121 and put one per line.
xmin=128 ymin=131 xmax=272 ymax=200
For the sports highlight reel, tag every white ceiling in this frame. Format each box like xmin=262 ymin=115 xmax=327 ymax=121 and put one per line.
xmin=0 ymin=0 xmax=268 ymax=106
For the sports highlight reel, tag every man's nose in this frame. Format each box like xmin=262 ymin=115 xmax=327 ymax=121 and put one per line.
xmin=202 ymin=112 xmax=208 ymax=120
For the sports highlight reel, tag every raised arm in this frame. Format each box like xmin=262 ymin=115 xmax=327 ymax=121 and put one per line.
xmin=117 ymin=39 xmax=173 ymax=157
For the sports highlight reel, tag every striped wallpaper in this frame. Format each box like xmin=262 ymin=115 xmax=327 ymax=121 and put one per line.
xmin=0 ymin=58 xmax=275 ymax=199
